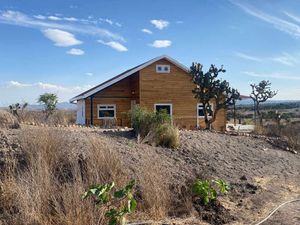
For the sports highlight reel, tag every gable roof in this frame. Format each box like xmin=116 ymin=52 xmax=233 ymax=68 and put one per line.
xmin=70 ymin=55 xmax=189 ymax=102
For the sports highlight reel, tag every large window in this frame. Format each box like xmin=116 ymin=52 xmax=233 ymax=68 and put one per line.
xmin=154 ymin=104 xmax=172 ymax=116
xmin=197 ymin=104 xmax=213 ymax=118
xmin=98 ymin=104 xmax=116 ymax=119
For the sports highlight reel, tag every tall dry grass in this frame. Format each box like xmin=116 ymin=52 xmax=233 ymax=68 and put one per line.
xmin=0 ymin=128 xmax=128 ymax=225
xmin=0 ymin=127 xmax=183 ymax=224
xmin=21 ymin=110 xmax=76 ymax=126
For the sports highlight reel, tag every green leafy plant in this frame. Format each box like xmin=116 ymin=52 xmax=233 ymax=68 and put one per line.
xmin=192 ymin=179 xmax=230 ymax=205
xmin=37 ymin=93 xmax=58 ymax=119
xmin=82 ymin=180 xmax=137 ymax=225
xmin=214 ymin=179 xmax=230 ymax=194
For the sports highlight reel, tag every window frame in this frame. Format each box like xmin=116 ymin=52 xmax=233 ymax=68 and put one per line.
xmin=197 ymin=103 xmax=213 ymax=119
xmin=156 ymin=64 xmax=171 ymax=73
xmin=154 ymin=103 xmax=173 ymax=118
xmin=97 ymin=104 xmax=116 ymax=119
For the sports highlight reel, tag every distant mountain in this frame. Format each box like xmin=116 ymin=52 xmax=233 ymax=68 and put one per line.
xmin=236 ymin=99 xmax=300 ymax=106
xmin=26 ymin=102 xmax=76 ymax=110
xmin=0 ymin=102 xmax=76 ymax=111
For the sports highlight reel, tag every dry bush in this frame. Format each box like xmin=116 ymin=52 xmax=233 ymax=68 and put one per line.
xmin=129 ymin=106 xmax=179 ymax=148
xmin=22 ymin=110 xmax=76 ymax=126
xmin=281 ymin=123 xmax=300 ymax=150
xmin=156 ymin=124 xmax=180 ymax=148
xmin=0 ymin=128 xmax=128 ymax=225
xmin=0 ymin=110 xmax=20 ymax=129
xmin=135 ymin=160 xmax=171 ymax=220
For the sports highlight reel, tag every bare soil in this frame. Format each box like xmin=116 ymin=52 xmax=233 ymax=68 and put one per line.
xmin=0 ymin=125 xmax=299 ymax=225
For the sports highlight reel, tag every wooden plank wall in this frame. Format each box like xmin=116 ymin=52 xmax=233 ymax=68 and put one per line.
xmin=139 ymin=59 xmax=226 ymax=131
xmin=85 ymin=72 xmax=139 ymax=126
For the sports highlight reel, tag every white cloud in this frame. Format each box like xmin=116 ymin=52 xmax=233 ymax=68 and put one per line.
xmin=235 ymin=52 xmax=262 ymax=62
xmin=150 ymin=19 xmax=169 ymax=30
xmin=98 ymin=40 xmax=128 ymax=52
xmin=67 ymin=48 xmax=85 ymax=55
xmin=86 ymin=72 xmax=93 ymax=76
xmin=141 ymin=28 xmax=152 ymax=34
xmin=48 ymin=15 xmax=61 ymax=21
xmin=34 ymin=15 xmax=46 ymax=20
xmin=243 ymin=71 xmax=300 ymax=80
xmin=105 ymin=19 xmax=113 ymax=25
xmin=115 ymin=22 xmax=122 ymax=27
xmin=63 ymin=17 xmax=78 ymax=22
xmin=150 ymin=40 xmax=172 ymax=48
xmin=284 ymin=11 xmax=300 ymax=24
xmin=7 ymin=80 xmax=93 ymax=92
xmin=0 ymin=10 xmax=125 ymax=42
xmin=271 ymin=52 xmax=299 ymax=66
xmin=7 ymin=80 xmax=31 ymax=87
xmin=231 ymin=1 xmax=300 ymax=38
xmin=42 ymin=29 xmax=82 ymax=47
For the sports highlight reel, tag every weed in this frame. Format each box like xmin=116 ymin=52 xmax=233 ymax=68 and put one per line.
xmin=82 ymin=180 xmax=137 ymax=225
xmin=192 ymin=179 xmax=230 ymax=205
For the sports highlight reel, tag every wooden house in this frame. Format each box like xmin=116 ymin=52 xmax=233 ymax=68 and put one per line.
xmin=70 ymin=55 xmax=226 ymax=130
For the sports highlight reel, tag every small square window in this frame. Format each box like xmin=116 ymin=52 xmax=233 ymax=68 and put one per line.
xmin=197 ymin=104 xmax=213 ymax=118
xmin=156 ymin=64 xmax=170 ymax=73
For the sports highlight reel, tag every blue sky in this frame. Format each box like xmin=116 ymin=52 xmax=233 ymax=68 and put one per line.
xmin=0 ymin=0 xmax=300 ymax=106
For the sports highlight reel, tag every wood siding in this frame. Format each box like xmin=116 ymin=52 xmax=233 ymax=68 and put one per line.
xmin=139 ymin=59 xmax=226 ymax=131
xmin=83 ymin=59 xmax=226 ymax=131
xmin=85 ymin=72 xmax=139 ymax=126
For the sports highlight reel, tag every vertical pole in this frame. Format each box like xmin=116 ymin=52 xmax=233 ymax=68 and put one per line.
xmin=90 ymin=95 xmax=94 ymax=126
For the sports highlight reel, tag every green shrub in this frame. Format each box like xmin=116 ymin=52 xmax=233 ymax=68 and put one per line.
xmin=82 ymin=180 xmax=137 ymax=225
xmin=192 ymin=179 xmax=230 ymax=205
xmin=128 ymin=106 xmax=179 ymax=148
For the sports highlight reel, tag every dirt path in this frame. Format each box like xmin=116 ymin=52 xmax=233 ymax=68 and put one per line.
xmin=258 ymin=200 xmax=300 ymax=225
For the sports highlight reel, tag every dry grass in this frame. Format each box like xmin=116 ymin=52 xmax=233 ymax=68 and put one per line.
xmin=0 ymin=128 xmax=128 ymax=225
xmin=0 ymin=110 xmax=20 ymax=129
xmin=281 ymin=123 xmax=300 ymax=150
xmin=21 ymin=110 xmax=76 ymax=126
xmin=0 ymin=127 xmax=180 ymax=224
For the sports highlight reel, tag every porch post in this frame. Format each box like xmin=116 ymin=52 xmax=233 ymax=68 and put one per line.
xmin=90 ymin=95 xmax=94 ymax=125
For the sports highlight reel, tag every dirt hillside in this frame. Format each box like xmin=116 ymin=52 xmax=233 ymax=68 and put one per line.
xmin=0 ymin=125 xmax=299 ymax=225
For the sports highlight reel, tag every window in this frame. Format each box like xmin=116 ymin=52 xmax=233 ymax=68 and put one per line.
xmin=154 ymin=104 xmax=172 ymax=116
xmin=156 ymin=64 xmax=170 ymax=73
xmin=98 ymin=104 xmax=116 ymax=119
xmin=197 ymin=104 xmax=213 ymax=118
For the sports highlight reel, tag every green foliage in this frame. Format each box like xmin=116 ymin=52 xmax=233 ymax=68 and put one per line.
xmin=192 ymin=179 xmax=230 ymax=205
xmin=128 ymin=106 xmax=179 ymax=148
xmin=214 ymin=179 xmax=230 ymax=194
xmin=190 ymin=63 xmax=240 ymax=129
xmin=37 ymin=93 xmax=58 ymax=118
xmin=82 ymin=180 xmax=137 ymax=225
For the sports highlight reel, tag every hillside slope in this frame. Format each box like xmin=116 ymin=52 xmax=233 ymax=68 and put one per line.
xmin=0 ymin=126 xmax=299 ymax=225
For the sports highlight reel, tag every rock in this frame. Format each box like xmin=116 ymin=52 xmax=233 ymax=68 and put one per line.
xmin=240 ymin=175 xmax=247 ymax=181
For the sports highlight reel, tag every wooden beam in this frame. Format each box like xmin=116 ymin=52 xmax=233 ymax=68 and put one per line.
xmin=90 ymin=95 xmax=94 ymax=125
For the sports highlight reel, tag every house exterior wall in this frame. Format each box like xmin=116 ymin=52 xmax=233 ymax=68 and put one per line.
xmin=84 ymin=72 xmax=139 ymax=126
xmin=139 ymin=59 xmax=226 ymax=131
xmin=82 ymin=59 xmax=226 ymax=131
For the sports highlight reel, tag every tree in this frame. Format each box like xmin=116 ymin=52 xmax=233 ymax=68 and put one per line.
xmin=38 ymin=93 xmax=58 ymax=118
xmin=250 ymin=80 xmax=277 ymax=126
xmin=190 ymin=63 xmax=240 ymax=129
xmin=8 ymin=102 xmax=28 ymax=121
